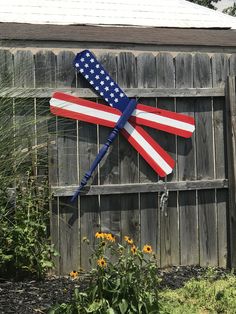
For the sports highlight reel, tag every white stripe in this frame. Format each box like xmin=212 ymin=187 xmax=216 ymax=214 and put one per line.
xmin=124 ymin=122 xmax=173 ymax=175
xmin=50 ymin=98 xmax=119 ymax=123
xmin=132 ymin=109 xmax=195 ymax=133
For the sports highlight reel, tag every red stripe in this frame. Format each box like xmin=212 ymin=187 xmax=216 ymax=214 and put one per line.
xmin=121 ymin=122 xmax=175 ymax=177
xmin=53 ymin=92 xmax=121 ymax=115
xmin=50 ymin=105 xmax=116 ymax=128
xmin=136 ymin=103 xmax=195 ymax=125
xmin=129 ymin=116 xmax=192 ymax=138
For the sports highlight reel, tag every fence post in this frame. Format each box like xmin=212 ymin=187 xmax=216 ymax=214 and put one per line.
xmin=226 ymin=76 xmax=236 ymax=268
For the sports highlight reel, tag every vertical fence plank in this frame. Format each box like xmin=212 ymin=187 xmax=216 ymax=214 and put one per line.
xmin=137 ymin=53 xmax=159 ymax=256
xmin=57 ymin=51 xmax=76 ymax=88
xmin=58 ymin=197 xmax=79 ymax=274
xmin=179 ymin=191 xmax=198 ymax=265
xmin=98 ymin=52 xmax=119 ymax=185
xmin=226 ymin=76 xmax=236 ymax=268
xmin=100 ymin=195 xmax=121 ymax=237
xmin=80 ymin=195 xmax=100 ymax=271
xmin=160 ymin=192 xmax=179 ymax=266
xmin=194 ymin=53 xmax=217 ymax=266
xmin=117 ymin=52 xmax=139 ymax=183
xmin=137 ymin=53 xmax=158 ymax=183
xmin=212 ymin=53 xmax=228 ymax=267
xmin=176 ymin=53 xmax=198 ymax=265
xmin=140 ymin=193 xmax=158 ymax=254
xmin=14 ymin=51 xmax=35 ymax=175
xmin=0 ymin=49 xmax=14 ymax=87
xmin=156 ymin=53 xmax=179 ymax=266
xmin=199 ymin=190 xmax=217 ymax=266
xmin=117 ymin=52 xmax=140 ymax=246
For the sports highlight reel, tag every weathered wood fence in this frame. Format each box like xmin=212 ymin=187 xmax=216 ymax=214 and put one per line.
xmin=1 ymin=49 xmax=236 ymax=274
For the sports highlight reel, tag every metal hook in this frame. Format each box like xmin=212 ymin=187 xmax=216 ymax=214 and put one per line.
xmin=160 ymin=185 xmax=169 ymax=217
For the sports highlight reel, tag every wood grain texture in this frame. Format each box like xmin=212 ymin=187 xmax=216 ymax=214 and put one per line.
xmin=140 ymin=193 xmax=158 ymax=253
xmin=51 ymin=179 xmax=228 ymax=196
xmin=156 ymin=53 xmax=176 ymax=181
xmin=160 ymin=192 xmax=179 ymax=267
xmin=0 ymin=49 xmax=13 ymax=87
xmin=117 ymin=52 xmax=138 ymax=183
xmin=217 ymin=189 xmax=228 ymax=267
xmin=56 ymin=51 xmax=76 ymax=88
xmin=226 ymin=76 xmax=236 ymax=268
xmin=35 ymin=50 xmax=56 ymax=88
xmin=98 ymin=52 xmax=119 ymax=185
xmin=179 ymin=191 xmax=198 ymax=265
xmin=14 ymin=50 xmax=34 ymax=88
xmin=198 ymin=190 xmax=217 ymax=266
xmin=137 ymin=53 xmax=158 ymax=182
xmin=176 ymin=53 xmax=196 ymax=181
xmin=80 ymin=195 xmax=99 ymax=270
xmin=58 ymin=197 xmax=79 ymax=274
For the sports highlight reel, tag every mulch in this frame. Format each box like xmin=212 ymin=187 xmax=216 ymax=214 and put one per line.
xmin=0 ymin=266 xmax=230 ymax=314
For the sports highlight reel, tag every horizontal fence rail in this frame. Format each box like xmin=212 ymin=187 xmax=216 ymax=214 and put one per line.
xmin=51 ymin=179 xmax=229 ymax=196
xmin=0 ymin=87 xmax=225 ymax=98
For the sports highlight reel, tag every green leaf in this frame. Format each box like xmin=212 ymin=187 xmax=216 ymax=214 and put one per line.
xmin=118 ymin=299 xmax=128 ymax=314
xmin=106 ymin=308 xmax=115 ymax=314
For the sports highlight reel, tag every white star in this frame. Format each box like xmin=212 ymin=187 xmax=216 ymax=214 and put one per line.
xmin=80 ymin=58 xmax=85 ymax=62
xmin=95 ymin=75 xmax=100 ymax=80
xmin=95 ymin=86 xmax=99 ymax=91
xmin=100 ymin=70 xmax=105 ymax=74
xmin=86 ymin=52 xmax=90 ymax=57
xmin=96 ymin=64 xmax=100 ymax=68
xmin=75 ymin=63 xmax=80 ymax=67
xmin=85 ymin=74 xmax=89 ymax=79
xmin=105 ymin=86 xmax=109 ymax=91
xmin=110 ymin=93 xmax=114 ymax=98
xmin=90 ymin=58 xmax=95 ymax=63
xmin=114 ymin=88 xmax=119 ymax=93
xmin=114 ymin=98 xmax=118 ymax=103
xmin=120 ymin=93 xmax=124 ymax=98
xmin=79 ymin=68 xmax=84 ymax=73
xmin=110 ymin=82 xmax=114 ymax=86
xmin=105 ymin=76 xmax=110 ymax=81
xmin=90 ymin=80 xmax=94 ymax=85
xmin=100 ymin=81 xmax=104 ymax=85
xmin=90 ymin=69 xmax=94 ymax=74
xmin=100 ymin=92 xmax=104 ymax=96
xmin=85 ymin=64 xmax=89 ymax=68
xmin=105 ymin=98 xmax=108 ymax=102
xmin=110 ymin=103 xmax=113 ymax=107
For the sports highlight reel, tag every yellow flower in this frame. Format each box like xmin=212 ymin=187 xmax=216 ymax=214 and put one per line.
xmin=124 ymin=236 xmax=134 ymax=245
xmin=143 ymin=245 xmax=153 ymax=254
xmin=131 ymin=245 xmax=137 ymax=254
xmin=69 ymin=270 xmax=78 ymax=278
xmin=95 ymin=231 xmax=104 ymax=239
xmin=104 ymin=233 xmax=115 ymax=242
xmin=97 ymin=257 xmax=107 ymax=268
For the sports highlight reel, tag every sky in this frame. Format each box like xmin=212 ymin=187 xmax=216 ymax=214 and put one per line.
xmin=216 ymin=0 xmax=235 ymax=11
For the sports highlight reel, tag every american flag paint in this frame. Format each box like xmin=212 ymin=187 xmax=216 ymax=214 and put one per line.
xmin=74 ymin=50 xmax=129 ymax=112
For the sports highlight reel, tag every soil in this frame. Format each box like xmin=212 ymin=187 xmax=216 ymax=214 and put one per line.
xmin=0 ymin=266 xmax=230 ymax=314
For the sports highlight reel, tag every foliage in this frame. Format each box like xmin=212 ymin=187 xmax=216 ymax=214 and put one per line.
xmin=0 ymin=96 xmax=57 ymax=279
xmin=159 ymin=268 xmax=236 ymax=314
xmin=49 ymin=233 xmax=160 ymax=313
xmin=223 ymin=3 xmax=236 ymax=16
xmin=187 ymin=0 xmax=220 ymax=10
xmin=0 ymin=171 xmax=57 ymax=279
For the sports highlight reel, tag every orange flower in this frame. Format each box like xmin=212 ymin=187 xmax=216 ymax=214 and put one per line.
xmin=143 ymin=245 xmax=153 ymax=254
xmin=124 ymin=236 xmax=134 ymax=245
xmin=131 ymin=245 xmax=137 ymax=254
xmin=69 ymin=270 xmax=78 ymax=278
xmin=95 ymin=231 xmax=104 ymax=239
xmin=97 ymin=257 xmax=107 ymax=268
xmin=104 ymin=233 xmax=115 ymax=242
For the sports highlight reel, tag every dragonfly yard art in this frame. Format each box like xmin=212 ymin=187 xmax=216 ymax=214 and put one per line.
xmin=50 ymin=50 xmax=195 ymax=201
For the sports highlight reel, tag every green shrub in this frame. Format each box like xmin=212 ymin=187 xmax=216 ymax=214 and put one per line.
xmin=0 ymin=171 xmax=58 ymax=279
xmin=50 ymin=234 xmax=160 ymax=313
